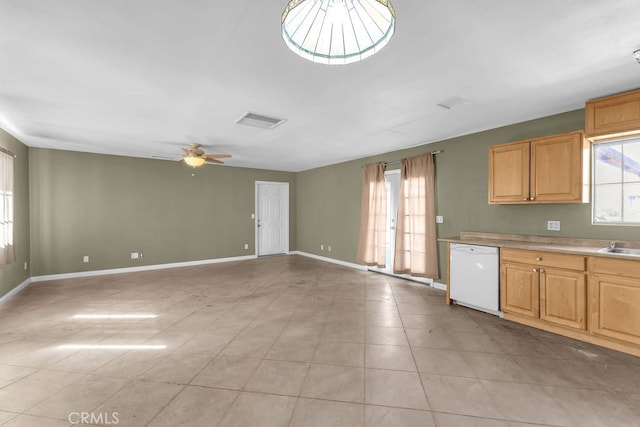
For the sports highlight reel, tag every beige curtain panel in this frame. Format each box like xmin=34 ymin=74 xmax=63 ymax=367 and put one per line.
xmin=356 ymin=162 xmax=387 ymax=267
xmin=0 ymin=150 xmax=15 ymax=268
xmin=393 ymin=153 xmax=438 ymax=278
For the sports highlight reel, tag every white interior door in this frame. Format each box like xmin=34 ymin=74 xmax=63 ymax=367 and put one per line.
xmin=382 ymin=170 xmax=400 ymax=273
xmin=256 ymin=182 xmax=289 ymax=256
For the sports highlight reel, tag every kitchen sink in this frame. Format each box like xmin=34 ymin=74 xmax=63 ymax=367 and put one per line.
xmin=598 ymin=247 xmax=640 ymax=256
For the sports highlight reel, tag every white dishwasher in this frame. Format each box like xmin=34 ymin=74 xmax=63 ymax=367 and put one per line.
xmin=449 ymin=243 xmax=501 ymax=316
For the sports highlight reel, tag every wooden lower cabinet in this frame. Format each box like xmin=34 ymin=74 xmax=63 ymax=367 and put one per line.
xmin=498 ymin=251 xmax=640 ymax=356
xmin=540 ymin=268 xmax=586 ymax=330
xmin=500 ymin=262 xmax=539 ymax=318
xmin=589 ymin=257 xmax=640 ymax=346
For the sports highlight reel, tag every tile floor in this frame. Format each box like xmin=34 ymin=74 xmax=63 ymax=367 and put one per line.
xmin=0 ymin=255 xmax=639 ymax=426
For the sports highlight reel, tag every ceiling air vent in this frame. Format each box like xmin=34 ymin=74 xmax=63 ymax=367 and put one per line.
xmin=437 ymin=96 xmax=468 ymax=110
xmin=235 ymin=112 xmax=286 ymax=130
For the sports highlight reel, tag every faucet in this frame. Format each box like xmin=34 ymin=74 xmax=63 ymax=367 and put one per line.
xmin=610 ymin=241 xmax=616 ymax=250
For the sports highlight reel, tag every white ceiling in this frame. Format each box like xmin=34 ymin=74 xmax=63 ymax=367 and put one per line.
xmin=1 ymin=0 xmax=639 ymax=172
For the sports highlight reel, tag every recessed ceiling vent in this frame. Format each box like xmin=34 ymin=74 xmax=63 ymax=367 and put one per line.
xmin=235 ymin=112 xmax=286 ymax=130
xmin=437 ymin=96 xmax=468 ymax=110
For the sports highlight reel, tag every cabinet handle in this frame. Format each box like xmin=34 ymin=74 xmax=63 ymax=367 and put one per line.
xmin=533 ymin=268 xmax=538 ymax=272
xmin=536 ymin=257 xmax=542 ymax=261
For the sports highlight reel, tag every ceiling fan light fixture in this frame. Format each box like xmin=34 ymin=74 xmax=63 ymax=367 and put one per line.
xmin=184 ymin=156 xmax=206 ymax=168
xmin=281 ymin=0 xmax=396 ymax=65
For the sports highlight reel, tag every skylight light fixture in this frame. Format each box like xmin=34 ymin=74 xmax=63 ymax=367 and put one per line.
xmin=281 ymin=0 xmax=396 ymax=65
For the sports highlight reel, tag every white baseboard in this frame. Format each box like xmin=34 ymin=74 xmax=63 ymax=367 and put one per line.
xmin=291 ymin=251 xmax=367 ymax=271
xmin=30 ymin=254 xmax=258 ymax=283
xmin=0 ymin=277 xmax=32 ymax=305
xmin=432 ymin=281 xmax=447 ymax=291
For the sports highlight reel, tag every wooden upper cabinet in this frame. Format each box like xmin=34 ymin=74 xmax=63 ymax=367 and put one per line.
xmin=489 ymin=131 xmax=589 ymax=204
xmin=531 ymin=131 xmax=589 ymax=203
xmin=585 ymin=88 xmax=640 ymax=141
xmin=488 ymin=141 xmax=530 ymax=203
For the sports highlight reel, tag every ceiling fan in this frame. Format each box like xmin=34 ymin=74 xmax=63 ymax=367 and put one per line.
xmin=180 ymin=143 xmax=231 ymax=168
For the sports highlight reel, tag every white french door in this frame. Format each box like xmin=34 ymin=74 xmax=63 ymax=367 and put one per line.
xmin=256 ymin=182 xmax=289 ymax=256
xmin=381 ymin=170 xmax=400 ymax=274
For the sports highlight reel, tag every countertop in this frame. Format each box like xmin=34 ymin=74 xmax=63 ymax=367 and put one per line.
xmin=439 ymin=231 xmax=640 ymax=260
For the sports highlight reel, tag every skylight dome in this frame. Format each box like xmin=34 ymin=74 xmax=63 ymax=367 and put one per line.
xmin=281 ymin=0 xmax=396 ymax=65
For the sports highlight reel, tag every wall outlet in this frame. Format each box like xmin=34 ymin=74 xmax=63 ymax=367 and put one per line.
xmin=83 ymin=255 xmax=89 ymax=263
xmin=320 ymin=244 xmax=324 ymax=251
xmin=244 ymin=244 xmax=249 ymax=250
xmin=131 ymin=252 xmax=139 ymax=259
xmin=547 ymin=220 xmax=561 ymax=231
xmin=328 ymin=245 xmax=332 ymax=252
xmin=436 ymin=215 xmax=444 ymax=224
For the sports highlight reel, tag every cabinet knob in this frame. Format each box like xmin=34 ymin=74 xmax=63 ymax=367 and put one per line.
xmin=533 ymin=268 xmax=538 ymax=272
xmin=536 ymin=257 xmax=542 ymax=261
xmin=523 ymin=197 xmax=529 ymax=201
xmin=530 ymin=197 xmax=536 ymax=201
xmin=540 ymin=269 xmax=545 ymax=273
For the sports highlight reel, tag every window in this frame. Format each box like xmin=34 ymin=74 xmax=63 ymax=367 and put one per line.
xmin=593 ymin=137 xmax=640 ymax=224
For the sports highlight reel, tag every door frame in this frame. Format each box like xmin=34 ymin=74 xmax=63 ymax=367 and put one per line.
xmin=255 ymin=181 xmax=290 ymax=256
xmin=367 ymin=169 xmax=432 ymax=286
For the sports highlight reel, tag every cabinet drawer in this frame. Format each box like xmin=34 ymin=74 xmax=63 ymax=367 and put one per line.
xmin=501 ymin=249 xmax=585 ymax=271
xmin=589 ymin=256 xmax=640 ymax=279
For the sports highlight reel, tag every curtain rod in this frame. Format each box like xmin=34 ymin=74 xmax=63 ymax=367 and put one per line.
xmin=0 ymin=146 xmax=15 ymax=157
xmin=361 ymin=150 xmax=442 ymax=168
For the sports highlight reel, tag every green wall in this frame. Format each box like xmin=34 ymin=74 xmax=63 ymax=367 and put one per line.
xmin=296 ymin=109 xmax=640 ymax=281
xmin=0 ymin=129 xmax=30 ymax=296
xmin=29 ymin=149 xmax=296 ymax=276
xmin=5 ymin=106 xmax=640 ymax=294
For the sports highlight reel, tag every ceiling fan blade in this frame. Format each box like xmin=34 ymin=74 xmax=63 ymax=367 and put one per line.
xmin=206 ymin=159 xmax=225 ymax=164
xmin=205 ymin=154 xmax=232 ymax=159
xmin=181 ymin=147 xmax=190 ymax=155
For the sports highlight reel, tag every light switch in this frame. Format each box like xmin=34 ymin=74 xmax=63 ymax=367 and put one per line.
xmin=436 ymin=216 xmax=444 ymax=224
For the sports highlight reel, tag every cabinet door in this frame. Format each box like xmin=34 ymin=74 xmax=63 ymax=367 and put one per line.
xmin=540 ymin=268 xmax=586 ymax=330
xmin=585 ymin=89 xmax=640 ymax=141
xmin=500 ymin=262 xmax=539 ymax=318
xmin=488 ymin=141 xmax=530 ymax=204
xmin=530 ymin=131 xmax=587 ymax=203
xmin=589 ymin=273 xmax=640 ymax=346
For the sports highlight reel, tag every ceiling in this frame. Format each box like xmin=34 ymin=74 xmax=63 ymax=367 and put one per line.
xmin=1 ymin=1 xmax=639 ymax=172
